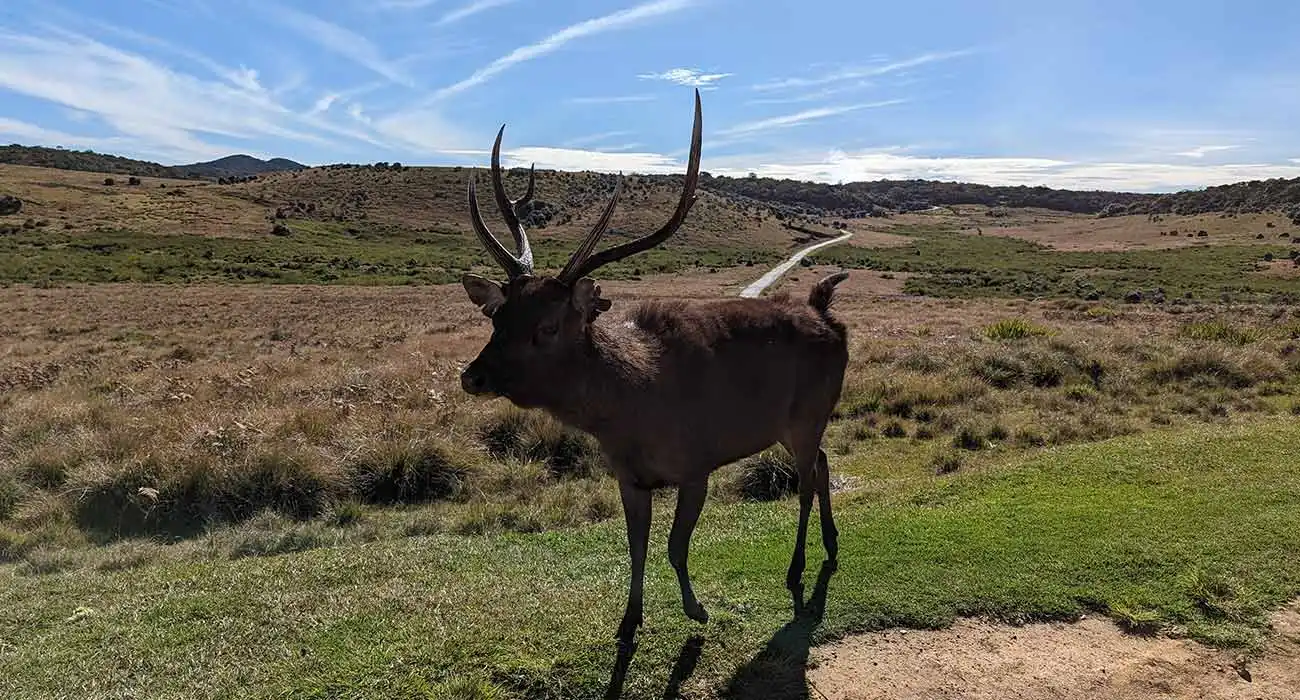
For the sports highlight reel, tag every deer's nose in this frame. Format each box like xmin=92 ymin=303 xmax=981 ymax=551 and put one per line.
xmin=461 ymin=366 xmax=491 ymax=395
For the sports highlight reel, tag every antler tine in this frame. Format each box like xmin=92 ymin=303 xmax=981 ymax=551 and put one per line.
xmin=468 ymin=173 xmax=528 ymax=280
xmin=490 ymin=126 xmax=534 ymax=271
xmin=569 ymin=88 xmax=703 ymax=281
xmin=557 ymin=174 xmax=625 ymax=285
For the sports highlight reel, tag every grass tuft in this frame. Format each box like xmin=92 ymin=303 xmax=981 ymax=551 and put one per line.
xmin=984 ymin=317 xmax=1054 ymax=341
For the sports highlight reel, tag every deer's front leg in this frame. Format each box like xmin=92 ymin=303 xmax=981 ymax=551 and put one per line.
xmin=616 ymin=478 xmax=652 ymax=645
xmin=669 ymin=480 xmax=709 ymax=623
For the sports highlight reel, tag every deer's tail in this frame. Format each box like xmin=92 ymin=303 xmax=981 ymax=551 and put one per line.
xmin=808 ymin=270 xmax=850 ymax=317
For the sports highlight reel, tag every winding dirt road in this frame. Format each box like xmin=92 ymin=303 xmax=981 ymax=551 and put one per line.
xmin=738 ymin=229 xmax=854 ymax=298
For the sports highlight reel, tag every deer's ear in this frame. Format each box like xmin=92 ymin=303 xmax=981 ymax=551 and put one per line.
xmin=462 ymin=273 xmax=506 ymax=316
xmin=571 ymin=277 xmax=612 ymax=320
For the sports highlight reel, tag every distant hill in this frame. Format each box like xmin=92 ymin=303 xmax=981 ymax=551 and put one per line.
xmin=176 ymin=154 xmax=307 ymax=179
xmin=1104 ymin=177 xmax=1300 ymax=223
xmin=0 ymin=145 xmax=194 ymax=179
xmin=0 ymin=145 xmax=304 ymax=181
xmin=699 ymin=173 xmax=1157 ymax=217
xmin=2 ymin=141 xmax=1298 ymax=221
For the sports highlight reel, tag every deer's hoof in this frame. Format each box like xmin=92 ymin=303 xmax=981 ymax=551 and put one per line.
xmin=684 ymin=601 xmax=709 ymax=624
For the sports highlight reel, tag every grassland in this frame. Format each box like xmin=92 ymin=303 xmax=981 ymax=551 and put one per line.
xmin=815 ymin=213 xmax=1300 ymax=303
xmin=3 ymin=160 xmax=1300 ymax=698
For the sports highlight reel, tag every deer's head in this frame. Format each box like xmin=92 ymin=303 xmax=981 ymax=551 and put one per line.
xmin=459 ymin=90 xmax=703 ymax=404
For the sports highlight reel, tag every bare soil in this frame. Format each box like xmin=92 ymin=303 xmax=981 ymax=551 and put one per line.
xmin=807 ymin=602 xmax=1300 ymax=700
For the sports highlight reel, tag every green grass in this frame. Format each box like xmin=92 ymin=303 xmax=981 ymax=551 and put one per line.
xmin=983 ymin=317 xmax=1055 ymax=341
xmin=0 ymin=220 xmax=779 ymax=285
xmin=4 ymin=419 xmax=1299 ymax=699
xmin=811 ymin=228 xmax=1299 ymax=303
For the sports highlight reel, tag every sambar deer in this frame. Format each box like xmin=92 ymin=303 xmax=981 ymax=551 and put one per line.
xmin=458 ymin=89 xmax=850 ymax=644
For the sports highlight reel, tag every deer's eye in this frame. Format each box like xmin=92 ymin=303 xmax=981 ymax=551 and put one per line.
xmin=534 ymin=322 xmax=559 ymax=343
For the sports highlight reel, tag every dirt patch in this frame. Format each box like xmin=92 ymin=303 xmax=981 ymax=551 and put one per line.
xmin=1252 ymin=259 xmax=1300 ymax=279
xmin=807 ymin=602 xmax=1300 ymax=700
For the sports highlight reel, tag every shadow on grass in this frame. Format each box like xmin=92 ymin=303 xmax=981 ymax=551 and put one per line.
xmin=604 ymin=632 xmax=706 ymax=700
xmin=723 ymin=560 xmax=838 ymax=699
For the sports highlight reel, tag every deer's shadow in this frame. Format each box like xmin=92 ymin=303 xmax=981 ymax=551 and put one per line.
xmin=604 ymin=632 xmax=706 ymax=700
xmin=722 ymin=560 xmax=837 ymax=700
xmin=602 ymin=560 xmax=836 ymax=700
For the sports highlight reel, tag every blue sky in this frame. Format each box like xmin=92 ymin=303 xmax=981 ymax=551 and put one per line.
xmin=1 ymin=0 xmax=1299 ymax=192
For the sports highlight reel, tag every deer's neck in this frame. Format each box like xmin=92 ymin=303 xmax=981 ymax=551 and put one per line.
xmin=540 ymin=323 xmax=655 ymax=439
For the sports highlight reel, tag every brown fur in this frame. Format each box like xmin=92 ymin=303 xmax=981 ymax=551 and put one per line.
xmin=461 ymin=271 xmax=850 ymax=643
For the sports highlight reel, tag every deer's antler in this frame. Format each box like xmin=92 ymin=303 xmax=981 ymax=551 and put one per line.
xmin=557 ymin=88 xmax=703 ymax=284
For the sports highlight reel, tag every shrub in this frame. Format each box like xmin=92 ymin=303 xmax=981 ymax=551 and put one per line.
xmin=0 ymin=473 xmax=24 ymax=520
xmin=952 ymin=425 xmax=986 ymax=451
xmin=881 ymin=420 xmax=907 ymax=438
xmin=0 ymin=194 xmax=21 ymax=216
xmin=1147 ymin=349 xmax=1256 ymax=388
xmin=931 ymin=452 xmax=963 ymax=475
xmin=732 ymin=449 xmax=798 ymax=501
xmin=478 ymin=407 xmax=602 ymax=477
xmin=349 ymin=439 xmax=474 ymax=505
xmin=103 ymin=177 xmax=115 ymax=186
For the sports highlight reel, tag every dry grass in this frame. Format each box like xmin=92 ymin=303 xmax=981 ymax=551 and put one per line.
xmin=0 ymin=162 xmax=812 ymax=253
xmin=3 ymin=274 xmax=1299 ymax=567
xmin=0 ymin=164 xmax=270 ymax=238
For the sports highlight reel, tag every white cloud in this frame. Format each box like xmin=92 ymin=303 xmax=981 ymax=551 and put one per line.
xmin=638 ymin=68 xmax=732 ymax=88
xmin=703 ymin=150 xmax=1300 ymax=192
xmin=752 ymin=49 xmax=975 ymax=91
xmin=430 ymin=0 xmax=697 ymax=100
xmin=1173 ymin=144 xmax=1240 ymax=158
xmin=566 ymin=94 xmax=657 ymax=105
xmin=717 ymin=100 xmax=907 ymax=137
xmin=260 ymin=5 xmax=414 ymax=86
xmin=437 ymin=0 xmax=518 ymax=26
xmin=311 ymin=93 xmax=341 ymax=114
xmin=497 ymin=146 xmax=685 ymax=174
xmin=483 ymin=142 xmax=1300 ymax=193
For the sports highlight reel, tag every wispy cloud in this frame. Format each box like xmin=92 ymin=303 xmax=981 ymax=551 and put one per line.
xmin=430 ymin=0 xmax=697 ymax=100
xmin=566 ymin=94 xmax=657 ymax=105
xmin=0 ymin=27 xmax=403 ymax=161
xmin=376 ymin=0 xmax=440 ymax=8
xmin=752 ymin=49 xmax=974 ymax=91
xmin=717 ymin=100 xmax=907 ymax=137
xmin=0 ymin=117 xmax=134 ymax=152
xmin=563 ymin=130 xmax=633 ymax=148
xmin=1173 ymin=144 xmax=1240 ymax=159
xmin=261 ymin=5 xmax=413 ymax=86
xmin=746 ymin=81 xmax=874 ymax=105
xmin=638 ymin=67 xmax=731 ymax=88
xmin=437 ymin=0 xmax=518 ymax=26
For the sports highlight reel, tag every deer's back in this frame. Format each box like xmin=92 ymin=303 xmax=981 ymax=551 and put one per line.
xmin=606 ymin=296 xmax=847 ymax=481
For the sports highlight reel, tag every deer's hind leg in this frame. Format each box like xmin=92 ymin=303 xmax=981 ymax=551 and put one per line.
xmin=781 ymin=420 xmax=826 ymax=590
